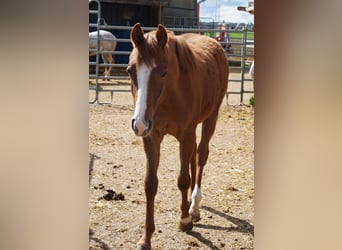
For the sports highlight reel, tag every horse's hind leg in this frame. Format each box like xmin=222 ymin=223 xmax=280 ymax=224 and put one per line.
xmin=102 ymin=55 xmax=112 ymax=81
xmin=190 ymin=143 xmax=197 ymax=193
xmin=106 ymin=55 xmax=113 ymax=80
xmin=189 ymin=111 xmax=219 ymax=222
xmin=178 ymin=130 xmax=196 ymax=231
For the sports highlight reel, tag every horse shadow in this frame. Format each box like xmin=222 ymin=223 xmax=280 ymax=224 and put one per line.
xmin=187 ymin=205 xmax=254 ymax=250
xmin=89 ymin=153 xmax=100 ymax=186
xmin=89 ymin=229 xmax=110 ymax=250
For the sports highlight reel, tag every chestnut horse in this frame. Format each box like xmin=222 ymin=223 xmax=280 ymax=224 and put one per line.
xmin=127 ymin=23 xmax=229 ymax=250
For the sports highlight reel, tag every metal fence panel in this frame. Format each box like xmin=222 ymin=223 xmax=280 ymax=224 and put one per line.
xmin=89 ymin=1 xmax=254 ymax=105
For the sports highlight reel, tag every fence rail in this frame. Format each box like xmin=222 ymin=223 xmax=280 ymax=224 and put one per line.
xmin=89 ymin=0 xmax=254 ymax=105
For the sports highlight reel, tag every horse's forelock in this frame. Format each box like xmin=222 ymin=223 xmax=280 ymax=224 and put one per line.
xmin=135 ymin=34 xmax=161 ymax=68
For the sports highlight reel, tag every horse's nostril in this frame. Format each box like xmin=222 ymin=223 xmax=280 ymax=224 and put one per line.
xmin=131 ymin=118 xmax=153 ymax=136
xmin=131 ymin=119 xmax=137 ymax=133
xmin=141 ymin=120 xmax=153 ymax=137
xmin=148 ymin=120 xmax=153 ymax=131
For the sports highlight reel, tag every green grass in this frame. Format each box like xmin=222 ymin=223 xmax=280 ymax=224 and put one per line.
xmin=230 ymin=32 xmax=254 ymax=40
xmin=203 ymin=31 xmax=254 ymax=40
xmin=249 ymin=96 xmax=254 ymax=106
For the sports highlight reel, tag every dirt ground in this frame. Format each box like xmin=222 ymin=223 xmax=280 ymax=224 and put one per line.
xmin=89 ymin=84 xmax=254 ymax=249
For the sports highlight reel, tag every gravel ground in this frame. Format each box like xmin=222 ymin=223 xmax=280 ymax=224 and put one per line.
xmin=89 ymin=85 xmax=254 ymax=250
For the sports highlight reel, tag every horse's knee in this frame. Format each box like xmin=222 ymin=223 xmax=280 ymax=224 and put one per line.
xmin=144 ymin=175 xmax=158 ymax=197
xmin=177 ymin=173 xmax=190 ymax=191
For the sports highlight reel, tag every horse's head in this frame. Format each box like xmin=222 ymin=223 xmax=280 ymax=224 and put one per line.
xmin=127 ymin=23 xmax=168 ymax=137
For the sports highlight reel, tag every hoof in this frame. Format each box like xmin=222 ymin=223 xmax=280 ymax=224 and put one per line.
xmin=191 ymin=213 xmax=201 ymax=222
xmin=179 ymin=220 xmax=193 ymax=232
xmin=136 ymin=243 xmax=151 ymax=250
xmin=189 ymin=208 xmax=201 ymax=222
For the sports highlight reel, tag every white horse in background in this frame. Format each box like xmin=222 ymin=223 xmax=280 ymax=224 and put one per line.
xmin=89 ymin=30 xmax=117 ymax=79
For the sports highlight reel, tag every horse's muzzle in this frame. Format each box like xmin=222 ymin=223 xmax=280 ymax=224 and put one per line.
xmin=131 ymin=118 xmax=153 ymax=137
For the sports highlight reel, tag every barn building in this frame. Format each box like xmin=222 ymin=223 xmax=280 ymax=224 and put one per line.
xmin=89 ymin=0 xmax=198 ymax=63
xmin=89 ymin=0 xmax=197 ymax=28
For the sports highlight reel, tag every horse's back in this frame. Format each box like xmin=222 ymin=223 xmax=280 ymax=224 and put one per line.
xmin=89 ymin=30 xmax=116 ymax=40
xmin=178 ymin=33 xmax=228 ymax=116
xmin=180 ymin=32 xmax=228 ymax=86
xmin=89 ymin=30 xmax=117 ymax=51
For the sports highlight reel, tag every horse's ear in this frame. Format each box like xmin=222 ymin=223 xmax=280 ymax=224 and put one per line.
xmin=131 ymin=23 xmax=145 ymax=47
xmin=156 ymin=24 xmax=167 ymax=48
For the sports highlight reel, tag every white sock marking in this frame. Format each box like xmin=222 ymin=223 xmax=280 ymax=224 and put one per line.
xmin=189 ymin=184 xmax=202 ymax=216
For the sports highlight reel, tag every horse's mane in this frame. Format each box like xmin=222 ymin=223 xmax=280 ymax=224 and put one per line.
xmin=171 ymin=34 xmax=195 ymax=72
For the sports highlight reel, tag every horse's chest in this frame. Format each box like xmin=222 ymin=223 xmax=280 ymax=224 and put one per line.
xmin=154 ymin=107 xmax=195 ymax=135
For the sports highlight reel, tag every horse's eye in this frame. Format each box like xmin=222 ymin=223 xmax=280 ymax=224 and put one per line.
xmin=161 ymin=71 xmax=167 ymax=78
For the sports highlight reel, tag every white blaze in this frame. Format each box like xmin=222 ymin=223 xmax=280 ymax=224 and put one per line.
xmin=132 ymin=62 xmax=154 ymax=135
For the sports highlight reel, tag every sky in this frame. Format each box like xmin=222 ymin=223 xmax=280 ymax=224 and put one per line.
xmin=199 ymin=0 xmax=254 ymax=23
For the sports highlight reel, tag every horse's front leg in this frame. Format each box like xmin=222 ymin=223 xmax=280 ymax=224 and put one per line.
xmin=178 ymin=130 xmax=196 ymax=232
xmin=137 ymin=134 xmax=163 ymax=250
